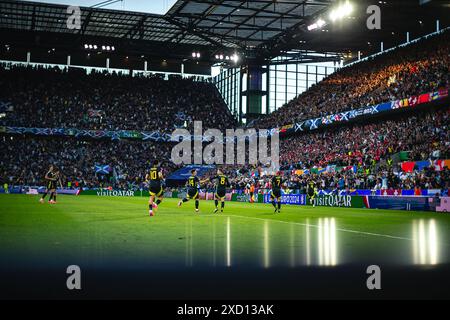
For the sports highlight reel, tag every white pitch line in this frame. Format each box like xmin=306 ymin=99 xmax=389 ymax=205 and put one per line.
xmin=202 ymin=214 xmax=412 ymax=241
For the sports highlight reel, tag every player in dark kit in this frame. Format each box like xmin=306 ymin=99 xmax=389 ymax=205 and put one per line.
xmin=270 ymin=171 xmax=283 ymax=213
xmin=210 ymin=169 xmax=230 ymax=213
xmin=146 ymin=160 xmax=164 ymax=217
xmin=178 ymin=169 xmax=208 ymax=213
xmin=40 ymin=165 xmax=62 ymax=204
xmin=307 ymin=180 xmax=318 ymax=207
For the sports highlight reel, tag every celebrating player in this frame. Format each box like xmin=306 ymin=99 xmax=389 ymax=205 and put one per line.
xmin=40 ymin=165 xmax=62 ymax=204
xmin=249 ymin=183 xmax=255 ymax=203
xmin=146 ymin=160 xmax=164 ymax=217
xmin=210 ymin=169 xmax=230 ymax=213
xmin=307 ymin=179 xmax=318 ymax=207
xmin=270 ymin=171 xmax=283 ymax=213
xmin=178 ymin=169 xmax=208 ymax=213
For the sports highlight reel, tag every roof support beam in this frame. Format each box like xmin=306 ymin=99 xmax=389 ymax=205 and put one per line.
xmin=240 ymin=0 xmax=306 ymax=42
xmin=164 ymin=16 xmax=231 ymax=49
xmin=180 ymin=0 xmax=305 ymax=19
xmin=79 ymin=9 xmax=93 ymax=35
xmin=123 ymin=15 xmax=147 ymax=39
xmin=30 ymin=4 xmax=36 ymax=31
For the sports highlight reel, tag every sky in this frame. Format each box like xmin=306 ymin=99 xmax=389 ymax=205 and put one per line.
xmin=22 ymin=0 xmax=178 ymax=14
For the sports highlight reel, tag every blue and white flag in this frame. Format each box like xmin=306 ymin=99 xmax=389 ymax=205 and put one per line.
xmin=95 ymin=165 xmax=111 ymax=174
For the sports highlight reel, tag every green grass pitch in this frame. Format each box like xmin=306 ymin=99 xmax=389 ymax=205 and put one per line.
xmin=0 ymin=194 xmax=449 ymax=270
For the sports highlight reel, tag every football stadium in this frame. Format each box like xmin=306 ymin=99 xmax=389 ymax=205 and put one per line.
xmin=0 ymin=0 xmax=449 ymax=302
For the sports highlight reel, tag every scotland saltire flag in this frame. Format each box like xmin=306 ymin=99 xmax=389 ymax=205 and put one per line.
xmin=175 ymin=111 xmax=187 ymax=121
xmin=95 ymin=165 xmax=111 ymax=174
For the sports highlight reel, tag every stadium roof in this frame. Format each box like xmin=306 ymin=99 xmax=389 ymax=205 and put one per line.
xmin=165 ymin=0 xmax=333 ymax=49
xmin=0 ymin=0 xmax=449 ymax=67
xmin=21 ymin=0 xmax=177 ymax=15
xmin=0 ymin=0 xmax=216 ymax=46
xmin=0 ymin=0 xmax=333 ymax=50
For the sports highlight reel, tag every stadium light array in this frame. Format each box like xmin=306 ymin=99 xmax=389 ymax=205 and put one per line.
xmin=215 ymin=53 xmax=239 ymax=63
xmin=307 ymin=1 xmax=352 ymax=32
xmin=307 ymin=18 xmax=326 ymax=31
xmin=329 ymin=1 xmax=353 ymax=22
xmin=84 ymin=44 xmax=115 ymax=52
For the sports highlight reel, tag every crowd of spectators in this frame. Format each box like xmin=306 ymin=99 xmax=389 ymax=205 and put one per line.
xmin=0 ymin=135 xmax=178 ymax=190
xmin=0 ymin=31 xmax=449 ymax=193
xmin=192 ymin=106 xmax=450 ymax=193
xmin=1 ymin=106 xmax=448 ymax=193
xmin=227 ymin=167 xmax=448 ymax=195
xmin=187 ymin=106 xmax=450 ymax=194
xmin=0 ymin=65 xmax=236 ymax=133
xmin=255 ymin=31 xmax=449 ymax=130
xmin=193 ymin=162 xmax=449 ymax=195
xmin=280 ymin=108 xmax=449 ymax=170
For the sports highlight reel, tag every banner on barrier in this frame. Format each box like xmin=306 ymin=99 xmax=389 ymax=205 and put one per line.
xmin=436 ymin=197 xmax=450 ymax=212
xmin=37 ymin=188 xmax=80 ymax=195
xmin=363 ymin=195 xmax=435 ymax=211
xmin=164 ymin=191 xmax=173 ymax=198
xmin=308 ymin=195 xmax=358 ymax=208
xmin=204 ymin=192 xmax=232 ymax=201
xmin=26 ymin=188 xmax=39 ymax=195
xmin=80 ymin=189 xmax=138 ymax=197
xmin=263 ymin=193 xmax=307 ymax=205
xmin=233 ymin=193 xmax=250 ymax=202
xmin=289 ymin=89 xmax=448 ymax=135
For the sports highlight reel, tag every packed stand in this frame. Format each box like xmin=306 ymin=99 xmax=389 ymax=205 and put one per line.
xmin=0 ymin=135 xmax=178 ymax=190
xmin=279 ymin=108 xmax=449 ymax=169
xmin=255 ymin=31 xmax=449 ymax=129
xmin=0 ymin=66 xmax=236 ymax=132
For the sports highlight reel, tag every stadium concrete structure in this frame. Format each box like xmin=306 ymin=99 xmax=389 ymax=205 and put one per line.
xmin=0 ymin=0 xmax=450 ymax=300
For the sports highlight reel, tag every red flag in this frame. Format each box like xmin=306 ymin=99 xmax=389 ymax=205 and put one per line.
xmin=401 ymin=162 xmax=415 ymax=173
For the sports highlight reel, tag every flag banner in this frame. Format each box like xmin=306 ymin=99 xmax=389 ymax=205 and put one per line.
xmin=88 ymin=109 xmax=105 ymax=117
xmin=415 ymin=160 xmax=431 ymax=171
xmin=408 ymin=96 xmax=419 ymax=106
xmin=175 ymin=111 xmax=187 ymax=121
xmin=4 ymin=126 xmax=171 ymax=142
xmin=418 ymin=92 xmax=431 ymax=104
xmin=438 ymin=88 xmax=449 ymax=98
xmin=0 ymin=101 xmax=13 ymax=112
xmin=95 ymin=165 xmax=111 ymax=174
xmin=282 ymin=88 xmax=448 ymax=136
xmin=279 ymin=124 xmax=293 ymax=133
xmin=400 ymin=159 xmax=450 ymax=172
xmin=430 ymin=91 xmax=440 ymax=100
xmin=401 ymin=162 xmax=416 ymax=173
xmin=433 ymin=160 xmax=445 ymax=171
